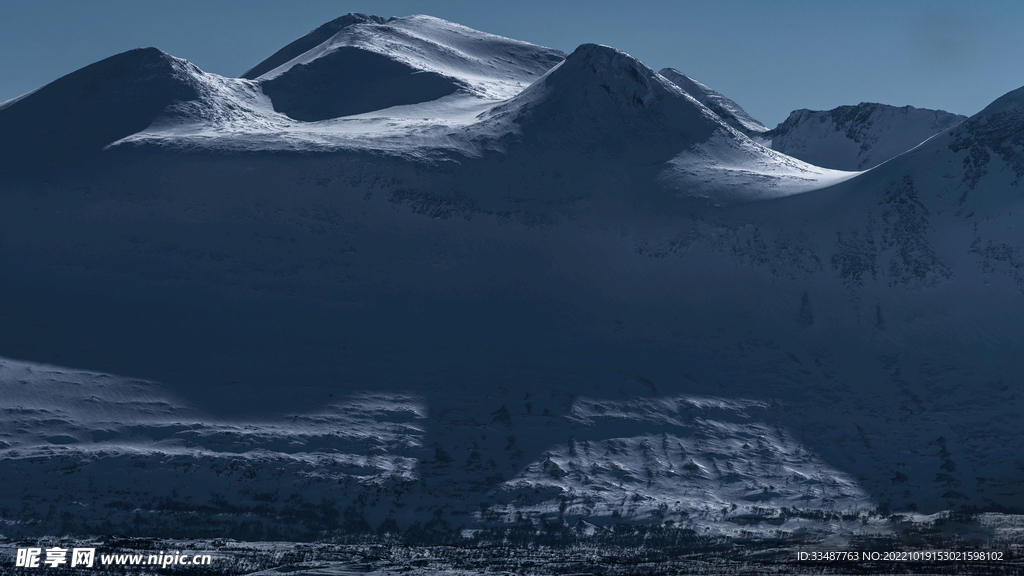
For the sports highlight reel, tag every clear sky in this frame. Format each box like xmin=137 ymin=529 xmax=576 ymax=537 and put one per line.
xmin=2 ymin=0 xmax=1022 ymax=127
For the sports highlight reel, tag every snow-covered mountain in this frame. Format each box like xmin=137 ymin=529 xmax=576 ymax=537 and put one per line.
xmin=686 ymin=91 xmax=1024 ymax=516
xmin=658 ymin=68 xmax=768 ymax=136
xmin=247 ymin=14 xmax=566 ymax=121
xmin=473 ymin=43 xmax=852 ymax=205
xmin=0 ymin=48 xmax=204 ymax=170
xmin=1 ymin=13 xmax=1022 ymax=546
xmin=767 ymin=102 xmax=966 ymax=170
xmin=240 ymin=13 xmax=391 ymax=80
xmin=0 ymin=13 xmax=567 ymax=172
xmin=0 ymin=24 xmax=851 ymax=204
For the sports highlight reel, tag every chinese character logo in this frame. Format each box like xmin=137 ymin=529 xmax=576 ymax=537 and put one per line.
xmin=15 ymin=548 xmax=41 ymax=568
xmin=71 ymin=548 xmax=96 ymax=568
xmin=44 ymin=548 xmax=68 ymax=568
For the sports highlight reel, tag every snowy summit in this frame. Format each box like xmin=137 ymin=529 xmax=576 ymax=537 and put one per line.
xmin=1 ymin=12 xmax=1023 ymax=553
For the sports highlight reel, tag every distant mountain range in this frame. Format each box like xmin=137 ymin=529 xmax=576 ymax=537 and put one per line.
xmin=766 ymin=103 xmax=967 ymax=170
xmin=0 ymin=13 xmax=1021 ymax=545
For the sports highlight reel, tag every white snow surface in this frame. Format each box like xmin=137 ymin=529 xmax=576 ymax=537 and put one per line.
xmin=0 ymin=355 xmax=877 ymax=541
xmin=2 ymin=13 xmax=1024 ymax=544
xmin=254 ymin=14 xmax=566 ymax=101
xmin=107 ymin=37 xmax=855 ymax=205
xmin=658 ymin=68 xmax=769 ymax=135
xmin=767 ymin=102 xmax=966 ymax=170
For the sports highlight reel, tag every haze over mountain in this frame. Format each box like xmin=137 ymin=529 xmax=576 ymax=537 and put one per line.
xmin=0 ymin=13 xmax=1021 ymax=546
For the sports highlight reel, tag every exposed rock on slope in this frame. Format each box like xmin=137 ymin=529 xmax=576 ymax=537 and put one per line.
xmin=950 ymin=85 xmax=1024 ymax=188
xmin=767 ymin=103 xmax=965 ymax=170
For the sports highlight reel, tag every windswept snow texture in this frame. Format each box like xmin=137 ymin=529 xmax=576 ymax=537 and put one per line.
xmin=0 ymin=30 xmax=853 ymax=205
xmin=2 ymin=12 xmax=1024 ymax=545
xmin=482 ymin=44 xmax=853 ymax=204
xmin=767 ymin=103 xmax=966 ymax=170
xmin=253 ymin=14 xmax=566 ymax=120
xmin=240 ymin=13 xmax=390 ymax=79
xmin=659 ymin=68 xmax=769 ymax=136
xmin=0 ymin=356 xmax=878 ymax=541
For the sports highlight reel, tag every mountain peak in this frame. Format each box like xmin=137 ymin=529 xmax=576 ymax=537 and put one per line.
xmin=245 ymin=13 xmax=564 ymax=121
xmin=568 ymin=43 xmax=642 ymax=65
xmin=0 ymin=47 xmax=202 ymax=170
xmin=484 ymin=43 xmax=851 ymax=205
xmin=490 ymin=42 xmax=716 ymax=137
xmin=976 ymin=84 xmax=1024 ymax=118
xmin=554 ymin=43 xmax=666 ymax=109
xmin=767 ymin=102 xmax=965 ymax=170
xmin=240 ymin=13 xmax=390 ymax=79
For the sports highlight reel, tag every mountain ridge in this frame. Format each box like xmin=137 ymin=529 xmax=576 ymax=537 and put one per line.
xmin=2 ymin=13 xmax=1024 ymax=544
xmin=240 ymin=13 xmax=391 ymax=79
xmin=767 ymin=102 xmax=966 ymax=170
xmin=0 ymin=47 xmax=202 ymax=169
xmin=658 ymin=68 xmax=768 ymax=136
xmin=251 ymin=13 xmax=566 ymax=114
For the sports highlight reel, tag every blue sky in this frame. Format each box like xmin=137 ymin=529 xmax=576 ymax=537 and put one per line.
xmin=2 ymin=0 xmax=1022 ymax=127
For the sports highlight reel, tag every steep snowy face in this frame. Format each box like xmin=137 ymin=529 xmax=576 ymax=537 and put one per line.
xmin=0 ymin=15 xmax=853 ymax=212
xmin=794 ymin=84 xmax=1024 ymax=292
xmin=0 ymin=48 xmax=203 ymax=170
xmin=487 ymin=44 xmax=722 ymax=158
xmin=767 ymin=103 xmax=966 ymax=170
xmin=482 ymin=44 xmax=853 ymax=204
xmin=802 ymin=83 xmax=1024 ymax=220
xmin=949 ymin=85 xmax=1024 ymax=189
xmin=240 ymin=13 xmax=389 ymax=79
xmin=658 ymin=68 xmax=768 ymax=136
xmin=250 ymin=14 xmax=565 ymax=121
xmin=746 ymin=82 xmax=1024 ymax=311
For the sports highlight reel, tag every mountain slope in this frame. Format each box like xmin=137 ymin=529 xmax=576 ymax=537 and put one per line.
xmin=2 ymin=14 xmax=1024 ymax=545
xmin=478 ymin=44 xmax=854 ymax=205
xmin=694 ymin=85 xmax=1024 ymax=514
xmin=240 ymin=13 xmax=389 ymax=79
xmin=0 ymin=48 xmax=202 ymax=170
xmin=37 ymin=40 xmax=854 ymax=208
xmin=250 ymin=14 xmax=565 ymax=121
xmin=658 ymin=68 xmax=768 ymax=136
xmin=766 ymin=102 xmax=966 ymax=170
xmin=949 ymin=84 xmax=1024 ymax=190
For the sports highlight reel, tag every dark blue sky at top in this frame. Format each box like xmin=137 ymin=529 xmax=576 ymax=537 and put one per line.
xmin=1 ymin=0 xmax=1021 ymax=127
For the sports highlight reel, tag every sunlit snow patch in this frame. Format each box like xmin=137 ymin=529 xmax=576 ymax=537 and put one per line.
xmin=486 ymin=394 xmax=879 ymax=539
